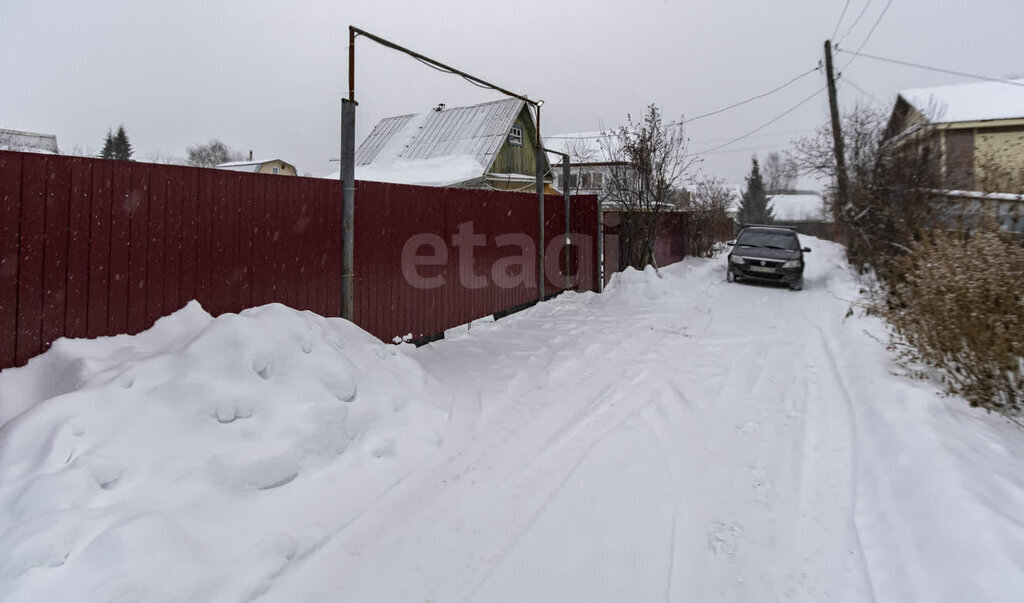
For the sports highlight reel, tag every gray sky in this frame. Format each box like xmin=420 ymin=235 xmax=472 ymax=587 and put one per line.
xmin=2 ymin=0 xmax=1021 ymax=184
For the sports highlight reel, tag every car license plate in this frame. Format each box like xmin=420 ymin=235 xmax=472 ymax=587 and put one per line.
xmin=749 ymin=266 xmax=775 ymax=273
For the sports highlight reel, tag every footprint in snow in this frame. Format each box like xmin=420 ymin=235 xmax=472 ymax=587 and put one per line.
xmin=707 ymin=521 xmax=743 ymax=560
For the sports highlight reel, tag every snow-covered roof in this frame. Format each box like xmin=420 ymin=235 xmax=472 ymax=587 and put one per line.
xmin=899 ymin=78 xmax=1024 ymax=124
xmin=769 ymin=193 xmax=827 ymax=222
xmin=543 ymin=131 xmax=622 ymax=166
xmin=354 ymin=98 xmax=548 ymax=187
xmin=215 ymin=159 xmax=290 ymax=173
xmin=0 ymin=128 xmax=59 ymax=154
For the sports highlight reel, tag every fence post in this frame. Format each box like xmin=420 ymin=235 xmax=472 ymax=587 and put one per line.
xmin=340 ymin=99 xmax=356 ymax=321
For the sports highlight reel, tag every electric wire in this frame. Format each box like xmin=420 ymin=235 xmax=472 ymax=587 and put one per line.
xmin=836 ymin=49 xmax=1024 ymax=88
xmin=694 ymin=86 xmax=827 ymax=156
xmin=544 ymin=66 xmax=821 ymax=141
xmin=838 ymin=0 xmax=872 ymax=44
xmin=831 ymin=0 xmax=853 ymax=41
xmin=840 ymin=0 xmax=895 ymax=71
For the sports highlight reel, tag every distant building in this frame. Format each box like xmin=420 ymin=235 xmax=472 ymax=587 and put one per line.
xmin=216 ymin=159 xmax=297 ymax=176
xmin=0 ymin=128 xmax=59 ymax=154
xmin=543 ymin=132 xmax=627 ymax=206
xmin=352 ymin=98 xmax=554 ymax=192
xmin=884 ymin=79 xmax=1024 ymax=194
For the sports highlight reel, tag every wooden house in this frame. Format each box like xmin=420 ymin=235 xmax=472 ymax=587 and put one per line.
xmin=355 ymin=98 xmax=554 ymax=192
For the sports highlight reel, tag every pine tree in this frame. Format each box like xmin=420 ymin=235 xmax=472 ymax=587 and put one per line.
xmin=112 ymin=125 xmax=133 ymax=160
xmin=737 ymin=157 xmax=773 ymax=225
xmin=99 ymin=129 xmax=115 ymax=159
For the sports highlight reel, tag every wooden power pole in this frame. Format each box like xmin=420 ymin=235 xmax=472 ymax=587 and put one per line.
xmin=824 ymin=40 xmax=850 ymax=210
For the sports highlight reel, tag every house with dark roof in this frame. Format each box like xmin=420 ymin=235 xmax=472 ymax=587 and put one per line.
xmin=884 ymin=79 xmax=1024 ymax=194
xmin=352 ymin=98 xmax=554 ymax=192
xmin=0 ymin=128 xmax=60 ymax=154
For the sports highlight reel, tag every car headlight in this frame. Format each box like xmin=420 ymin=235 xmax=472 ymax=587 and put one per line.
xmin=729 ymin=255 xmax=745 ymax=265
xmin=782 ymin=259 xmax=801 ymax=268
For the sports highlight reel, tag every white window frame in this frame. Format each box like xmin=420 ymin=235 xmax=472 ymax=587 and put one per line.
xmin=508 ymin=125 xmax=524 ymax=147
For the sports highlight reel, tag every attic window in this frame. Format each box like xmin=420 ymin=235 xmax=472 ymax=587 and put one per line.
xmin=508 ymin=125 xmax=524 ymax=147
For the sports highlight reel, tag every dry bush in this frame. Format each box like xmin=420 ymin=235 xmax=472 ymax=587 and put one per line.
xmin=884 ymin=225 xmax=1024 ymax=415
xmin=681 ymin=176 xmax=735 ymax=257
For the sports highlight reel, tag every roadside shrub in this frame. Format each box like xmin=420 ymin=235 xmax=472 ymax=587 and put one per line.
xmin=883 ymin=227 xmax=1024 ymax=415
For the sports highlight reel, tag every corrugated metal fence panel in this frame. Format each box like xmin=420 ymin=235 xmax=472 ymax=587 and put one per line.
xmin=0 ymin=150 xmax=601 ymax=370
xmin=352 ymin=183 xmax=600 ymax=343
xmin=0 ymin=151 xmax=343 ymax=370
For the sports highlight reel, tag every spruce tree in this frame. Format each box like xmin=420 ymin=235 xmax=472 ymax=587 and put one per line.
xmin=737 ymin=157 xmax=773 ymax=225
xmin=99 ymin=129 xmax=115 ymax=159
xmin=112 ymin=125 xmax=133 ymax=160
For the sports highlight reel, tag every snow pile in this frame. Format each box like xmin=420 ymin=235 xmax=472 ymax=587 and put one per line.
xmin=0 ymin=302 xmax=447 ymax=601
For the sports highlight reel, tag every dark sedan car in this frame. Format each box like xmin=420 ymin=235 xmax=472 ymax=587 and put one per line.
xmin=726 ymin=227 xmax=810 ymax=290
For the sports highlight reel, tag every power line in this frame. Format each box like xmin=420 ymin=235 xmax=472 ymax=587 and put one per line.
xmin=831 ymin=0 xmax=853 ymax=41
xmin=841 ymin=0 xmax=895 ymax=71
xmin=838 ymin=75 xmax=885 ymax=108
xmin=695 ymin=86 xmax=827 ymax=156
xmin=544 ymin=66 xmax=821 ymax=141
xmin=836 ymin=48 xmax=1024 ymax=88
xmin=681 ymin=66 xmax=820 ymax=125
xmin=838 ymin=0 xmax=872 ymax=44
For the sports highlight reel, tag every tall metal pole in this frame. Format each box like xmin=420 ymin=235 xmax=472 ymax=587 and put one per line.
xmin=340 ymin=100 xmax=356 ymax=321
xmin=562 ymin=160 xmax=571 ymax=292
xmin=597 ymin=206 xmax=604 ymax=293
xmin=535 ymin=106 xmax=545 ymax=301
xmin=340 ymin=27 xmax=357 ymax=321
xmin=824 ymin=40 xmax=850 ymax=211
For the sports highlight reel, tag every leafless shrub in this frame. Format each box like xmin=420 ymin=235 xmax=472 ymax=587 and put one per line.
xmin=681 ymin=176 xmax=735 ymax=257
xmin=601 ymin=104 xmax=698 ymax=269
xmin=883 ymin=223 xmax=1024 ymax=415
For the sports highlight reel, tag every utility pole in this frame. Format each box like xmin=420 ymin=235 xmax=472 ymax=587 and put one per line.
xmin=824 ymin=40 xmax=850 ymax=211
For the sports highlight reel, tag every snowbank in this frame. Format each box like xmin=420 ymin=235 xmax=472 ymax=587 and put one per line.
xmin=0 ymin=302 xmax=447 ymax=601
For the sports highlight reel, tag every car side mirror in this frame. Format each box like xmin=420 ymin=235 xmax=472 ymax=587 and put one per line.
xmin=726 ymin=241 xmax=736 ymax=246
xmin=802 ymin=247 xmax=811 ymax=253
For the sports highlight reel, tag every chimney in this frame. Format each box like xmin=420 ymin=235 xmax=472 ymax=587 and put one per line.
xmin=249 ymin=150 xmax=253 ymax=161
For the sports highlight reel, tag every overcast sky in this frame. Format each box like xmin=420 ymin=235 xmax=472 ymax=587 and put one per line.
xmin=2 ymin=0 xmax=1022 ymax=185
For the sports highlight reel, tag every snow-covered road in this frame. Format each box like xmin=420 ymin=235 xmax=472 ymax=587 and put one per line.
xmin=2 ymin=237 xmax=1023 ymax=602
xmin=265 ymin=238 xmax=1024 ymax=602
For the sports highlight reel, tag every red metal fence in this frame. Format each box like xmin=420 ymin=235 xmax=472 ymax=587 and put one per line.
xmin=0 ymin=151 xmax=599 ymax=370
xmin=601 ymin=211 xmax=735 ymax=285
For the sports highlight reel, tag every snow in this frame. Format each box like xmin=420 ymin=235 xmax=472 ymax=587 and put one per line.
xmin=321 ymin=154 xmax=485 ymax=187
xmin=3 ymin=240 xmax=1024 ymax=601
xmin=770 ymin=193 xmax=827 ymax=221
xmin=900 ymin=78 xmax=1024 ymax=124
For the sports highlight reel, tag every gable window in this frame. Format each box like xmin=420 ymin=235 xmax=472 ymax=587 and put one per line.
xmin=508 ymin=125 xmax=524 ymax=147
xmin=272 ymin=166 xmax=280 ymax=174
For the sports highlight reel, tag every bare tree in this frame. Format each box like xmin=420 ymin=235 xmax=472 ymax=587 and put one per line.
xmin=186 ymin=139 xmax=245 ymax=167
xmin=763 ymin=151 xmax=798 ymax=193
xmin=681 ymin=176 xmax=735 ymax=257
xmin=791 ymin=104 xmax=941 ymax=278
xmin=601 ymin=104 xmax=698 ymax=269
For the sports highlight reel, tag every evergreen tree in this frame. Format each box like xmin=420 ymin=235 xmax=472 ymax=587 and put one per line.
xmin=111 ymin=125 xmax=133 ymax=160
xmin=99 ymin=129 xmax=115 ymax=159
xmin=737 ymin=157 xmax=773 ymax=225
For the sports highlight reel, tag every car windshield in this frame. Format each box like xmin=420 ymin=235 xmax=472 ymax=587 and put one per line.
xmin=735 ymin=230 xmax=800 ymax=250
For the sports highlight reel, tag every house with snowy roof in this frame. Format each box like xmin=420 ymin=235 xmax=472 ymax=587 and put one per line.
xmin=352 ymin=98 xmax=554 ymax=192
xmin=884 ymin=78 xmax=1024 ymax=194
xmin=216 ymin=159 xmax=296 ymax=176
xmin=0 ymin=128 xmax=59 ymax=154
xmin=544 ymin=132 xmax=627 ymax=206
